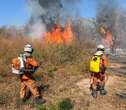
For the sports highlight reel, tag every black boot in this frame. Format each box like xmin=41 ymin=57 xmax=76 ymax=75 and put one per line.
xmin=34 ymin=97 xmax=46 ymax=104
xmin=91 ymin=90 xmax=97 ymax=98
xmin=96 ymin=83 xmax=101 ymax=91
xmin=100 ymin=86 xmax=107 ymax=95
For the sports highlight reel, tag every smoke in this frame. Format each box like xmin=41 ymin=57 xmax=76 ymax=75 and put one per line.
xmin=26 ymin=0 xmax=126 ymax=49
xmin=28 ymin=19 xmax=46 ymax=39
xmin=26 ymin=0 xmax=82 ymax=38
xmin=96 ymin=0 xmax=126 ymax=49
xmin=27 ymin=0 xmax=81 ymax=24
xmin=96 ymin=0 xmax=118 ymax=31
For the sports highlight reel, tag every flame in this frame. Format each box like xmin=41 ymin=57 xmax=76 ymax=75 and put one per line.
xmin=100 ymin=26 xmax=113 ymax=48
xmin=63 ymin=22 xmax=73 ymax=44
xmin=52 ymin=25 xmax=63 ymax=44
xmin=43 ymin=22 xmax=73 ymax=45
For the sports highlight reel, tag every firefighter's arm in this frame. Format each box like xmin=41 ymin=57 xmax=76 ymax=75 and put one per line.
xmin=102 ymin=55 xmax=108 ymax=68
xmin=28 ymin=58 xmax=39 ymax=67
xmin=100 ymin=56 xmax=107 ymax=72
xmin=27 ymin=58 xmax=39 ymax=73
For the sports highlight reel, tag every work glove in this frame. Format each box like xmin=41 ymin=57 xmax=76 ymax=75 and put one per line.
xmin=23 ymin=68 xmax=37 ymax=74
xmin=19 ymin=67 xmax=25 ymax=73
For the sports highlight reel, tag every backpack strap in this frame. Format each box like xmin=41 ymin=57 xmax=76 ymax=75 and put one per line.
xmin=18 ymin=57 xmax=24 ymax=69
xmin=11 ymin=56 xmax=24 ymax=74
xmin=11 ymin=55 xmax=26 ymax=74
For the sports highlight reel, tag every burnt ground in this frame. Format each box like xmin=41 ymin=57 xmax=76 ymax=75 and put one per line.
xmin=0 ymin=56 xmax=126 ymax=110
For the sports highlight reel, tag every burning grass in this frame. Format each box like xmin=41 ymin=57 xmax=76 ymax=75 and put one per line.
xmin=43 ymin=23 xmax=73 ymax=45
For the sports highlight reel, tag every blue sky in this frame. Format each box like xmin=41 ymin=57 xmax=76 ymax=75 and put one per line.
xmin=0 ymin=0 xmax=126 ymax=26
xmin=0 ymin=0 xmax=30 ymax=26
xmin=79 ymin=0 xmax=96 ymax=18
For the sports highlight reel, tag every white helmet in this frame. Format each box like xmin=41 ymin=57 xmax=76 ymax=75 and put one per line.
xmin=24 ymin=44 xmax=33 ymax=53
xmin=97 ymin=44 xmax=105 ymax=51
xmin=94 ymin=51 xmax=103 ymax=56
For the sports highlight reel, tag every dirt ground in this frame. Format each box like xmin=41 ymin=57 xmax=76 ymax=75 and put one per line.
xmin=0 ymin=57 xmax=126 ymax=110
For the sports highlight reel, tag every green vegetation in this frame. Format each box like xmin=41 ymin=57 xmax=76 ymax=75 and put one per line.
xmin=58 ymin=98 xmax=73 ymax=110
xmin=33 ymin=41 xmax=94 ymax=78
xmin=33 ymin=98 xmax=73 ymax=110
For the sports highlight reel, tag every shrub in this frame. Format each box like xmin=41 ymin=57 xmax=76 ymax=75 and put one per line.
xmin=0 ymin=93 xmax=8 ymax=105
xmin=34 ymin=104 xmax=47 ymax=110
xmin=58 ymin=98 xmax=73 ymax=110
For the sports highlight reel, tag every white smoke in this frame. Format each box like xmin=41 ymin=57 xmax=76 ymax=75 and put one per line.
xmin=96 ymin=0 xmax=126 ymax=50
xmin=27 ymin=0 xmax=46 ymax=17
xmin=26 ymin=0 xmax=46 ymax=39
xmin=29 ymin=19 xmax=46 ymax=39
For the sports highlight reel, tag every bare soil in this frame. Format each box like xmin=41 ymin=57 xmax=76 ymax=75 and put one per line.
xmin=0 ymin=57 xmax=126 ymax=110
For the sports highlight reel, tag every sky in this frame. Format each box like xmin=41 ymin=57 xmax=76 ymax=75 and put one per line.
xmin=79 ymin=0 xmax=96 ymax=18
xmin=0 ymin=0 xmax=126 ymax=27
xmin=0 ymin=0 xmax=30 ymax=26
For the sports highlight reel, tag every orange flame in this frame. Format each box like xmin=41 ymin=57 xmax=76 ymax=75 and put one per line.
xmin=43 ymin=22 xmax=73 ymax=45
xmin=63 ymin=22 xmax=73 ymax=44
xmin=100 ymin=26 xmax=113 ymax=48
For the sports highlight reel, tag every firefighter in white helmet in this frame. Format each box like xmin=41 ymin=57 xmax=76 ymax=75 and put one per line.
xmin=97 ymin=44 xmax=105 ymax=52
xmin=11 ymin=44 xmax=45 ymax=104
xmin=89 ymin=44 xmax=108 ymax=98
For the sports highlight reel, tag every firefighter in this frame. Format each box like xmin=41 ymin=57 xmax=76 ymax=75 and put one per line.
xmin=90 ymin=44 xmax=108 ymax=98
xmin=11 ymin=44 xmax=45 ymax=104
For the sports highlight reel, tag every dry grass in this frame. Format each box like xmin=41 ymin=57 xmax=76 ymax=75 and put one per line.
xmin=0 ymin=35 xmax=94 ymax=77
xmin=0 ymin=36 xmax=94 ymax=109
xmin=0 ymin=36 xmax=125 ymax=110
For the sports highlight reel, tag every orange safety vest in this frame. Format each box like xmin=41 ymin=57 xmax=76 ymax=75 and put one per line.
xmin=11 ymin=56 xmax=39 ymax=79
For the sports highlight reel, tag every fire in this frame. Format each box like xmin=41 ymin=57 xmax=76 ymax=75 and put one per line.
xmin=100 ymin=26 xmax=113 ymax=48
xmin=63 ymin=22 xmax=73 ymax=44
xmin=43 ymin=22 xmax=73 ymax=45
